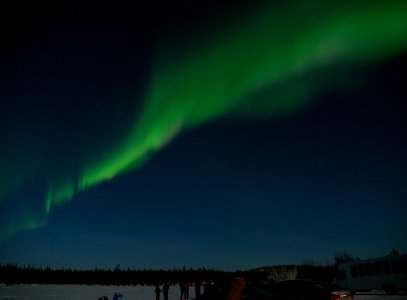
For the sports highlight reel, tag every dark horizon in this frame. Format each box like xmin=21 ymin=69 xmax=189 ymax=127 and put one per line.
xmin=0 ymin=262 xmax=340 ymax=287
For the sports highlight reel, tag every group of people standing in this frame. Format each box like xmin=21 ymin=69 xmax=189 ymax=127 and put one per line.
xmin=180 ymin=281 xmax=202 ymax=299
xmin=155 ymin=282 xmax=170 ymax=300
xmin=154 ymin=281 xmax=202 ymax=300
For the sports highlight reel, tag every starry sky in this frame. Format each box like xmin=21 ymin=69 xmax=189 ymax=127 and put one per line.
xmin=0 ymin=0 xmax=406 ymax=270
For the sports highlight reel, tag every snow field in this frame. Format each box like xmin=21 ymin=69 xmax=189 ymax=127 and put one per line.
xmin=0 ymin=285 xmax=406 ymax=300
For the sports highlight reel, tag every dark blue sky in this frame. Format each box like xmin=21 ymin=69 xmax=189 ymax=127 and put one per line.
xmin=0 ymin=1 xmax=406 ymax=270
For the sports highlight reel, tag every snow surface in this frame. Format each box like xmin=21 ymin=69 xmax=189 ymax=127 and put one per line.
xmin=0 ymin=285 xmax=406 ymax=300
xmin=0 ymin=285 xmax=180 ymax=300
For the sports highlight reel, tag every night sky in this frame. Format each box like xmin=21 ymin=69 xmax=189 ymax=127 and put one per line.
xmin=1 ymin=0 xmax=406 ymax=271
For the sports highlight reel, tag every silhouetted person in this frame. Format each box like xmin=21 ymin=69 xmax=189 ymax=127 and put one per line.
xmin=184 ymin=281 xmax=190 ymax=299
xmin=226 ymin=277 xmax=246 ymax=300
xmin=155 ymin=285 xmax=161 ymax=300
xmin=180 ymin=281 xmax=185 ymax=299
xmin=203 ymin=281 xmax=208 ymax=295
xmin=195 ymin=281 xmax=201 ymax=299
xmin=163 ymin=282 xmax=170 ymax=300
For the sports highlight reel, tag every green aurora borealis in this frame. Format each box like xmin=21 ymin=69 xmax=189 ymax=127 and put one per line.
xmin=2 ymin=0 xmax=407 ymax=241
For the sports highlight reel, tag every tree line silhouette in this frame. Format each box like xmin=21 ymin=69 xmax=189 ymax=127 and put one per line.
xmin=0 ymin=263 xmax=340 ymax=286
xmin=0 ymin=264 xmax=230 ymax=285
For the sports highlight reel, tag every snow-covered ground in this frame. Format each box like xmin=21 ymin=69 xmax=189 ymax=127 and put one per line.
xmin=0 ymin=284 xmax=180 ymax=300
xmin=0 ymin=285 xmax=406 ymax=300
xmin=354 ymin=293 xmax=407 ymax=300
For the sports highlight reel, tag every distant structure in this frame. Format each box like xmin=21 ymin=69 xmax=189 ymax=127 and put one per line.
xmin=335 ymin=253 xmax=407 ymax=294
